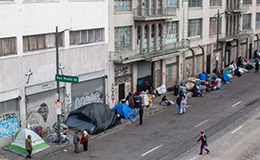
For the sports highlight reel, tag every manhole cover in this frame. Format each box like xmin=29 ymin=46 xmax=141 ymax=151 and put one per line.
xmin=0 ymin=154 xmax=6 ymax=158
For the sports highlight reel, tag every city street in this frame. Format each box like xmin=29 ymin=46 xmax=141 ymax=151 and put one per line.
xmin=37 ymin=71 xmax=260 ymax=160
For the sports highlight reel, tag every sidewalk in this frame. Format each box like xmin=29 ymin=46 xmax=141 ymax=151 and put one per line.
xmin=0 ymin=93 xmax=173 ymax=160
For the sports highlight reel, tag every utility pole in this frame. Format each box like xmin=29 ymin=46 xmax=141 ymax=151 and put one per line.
xmin=216 ymin=10 xmax=220 ymax=73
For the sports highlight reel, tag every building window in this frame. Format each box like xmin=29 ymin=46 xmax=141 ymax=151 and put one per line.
xmin=114 ymin=26 xmax=131 ymax=52
xmin=23 ymin=33 xmax=63 ymax=52
xmin=166 ymin=21 xmax=178 ymax=43
xmin=188 ymin=19 xmax=202 ymax=39
xmin=0 ymin=37 xmax=16 ymax=57
xmin=210 ymin=0 xmax=221 ymax=6
xmin=188 ymin=0 xmax=202 ymax=7
xmin=256 ymin=13 xmax=260 ymax=28
xmin=114 ymin=0 xmax=131 ymax=12
xmin=243 ymin=0 xmax=251 ymax=4
xmin=151 ymin=24 xmax=155 ymax=51
xmin=242 ymin=14 xmax=251 ymax=30
xmin=209 ymin=17 xmax=221 ymax=36
xmin=70 ymin=28 xmax=104 ymax=45
xmin=167 ymin=0 xmax=178 ymax=8
xmin=257 ymin=0 xmax=260 ymax=4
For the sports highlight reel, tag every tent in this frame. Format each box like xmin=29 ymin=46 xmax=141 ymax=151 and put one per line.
xmin=112 ymin=103 xmax=136 ymax=121
xmin=5 ymin=129 xmax=49 ymax=156
xmin=65 ymin=103 xmax=116 ymax=135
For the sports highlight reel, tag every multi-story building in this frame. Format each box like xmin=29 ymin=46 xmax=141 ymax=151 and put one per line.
xmin=0 ymin=0 xmax=109 ymax=147
xmin=108 ymin=0 xmax=260 ymax=105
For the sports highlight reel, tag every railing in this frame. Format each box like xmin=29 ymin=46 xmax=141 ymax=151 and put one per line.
xmin=226 ymin=3 xmax=249 ymax=11
xmin=218 ymin=28 xmax=253 ymax=40
xmin=110 ymin=40 xmax=190 ymax=62
xmin=133 ymin=7 xmax=177 ymax=18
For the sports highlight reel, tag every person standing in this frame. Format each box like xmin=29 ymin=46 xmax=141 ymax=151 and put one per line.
xmin=180 ymin=96 xmax=187 ymax=114
xmin=134 ymin=93 xmax=141 ymax=115
xmin=197 ymin=130 xmax=210 ymax=155
xmin=175 ymin=95 xmax=182 ymax=114
xmin=81 ymin=130 xmax=89 ymax=151
xmin=139 ymin=105 xmax=144 ymax=126
xmin=25 ymin=135 xmax=33 ymax=158
xmin=255 ymin=60 xmax=259 ymax=73
xmin=126 ymin=92 xmax=135 ymax=109
xmin=73 ymin=131 xmax=80 ymax=153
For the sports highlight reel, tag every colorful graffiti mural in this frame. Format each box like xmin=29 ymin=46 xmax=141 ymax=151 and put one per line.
xmin=0 ymin=117 xmax=20 ymax=139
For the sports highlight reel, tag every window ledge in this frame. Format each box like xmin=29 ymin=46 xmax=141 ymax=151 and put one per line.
xmin=114 ymin=11 xmax=133 ymax=14
xmin=69 ymin=0 xmax=104 ymax=2
xmin=22 ymin=47 xmax=64 ymax=57
xmin=0 ymin=55 xmax=18 ymax=60
xmin=0 ymin=1 xmax=15 ymax=4
xmin=23 ymin=0 xmax=59 ymax=3
xmin=69 ymin=42 xmax=106 ymax=49
xmin=188 ymin=7 xmax=203 ymax=10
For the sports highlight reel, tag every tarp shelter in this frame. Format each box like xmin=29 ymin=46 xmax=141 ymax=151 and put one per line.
xmin=198 ymin=73 xmax=209 ymax=81
xmin=112 ymin=103 xmax=136 ymax=121
xmin=5 ymin=129 xmax=49 ymax=156
xmin=65 ymin=103 xmax=116 ymax=135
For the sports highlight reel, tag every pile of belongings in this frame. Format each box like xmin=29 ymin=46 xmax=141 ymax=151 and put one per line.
xmin=228 ymin=60 xmax=250 ymax=77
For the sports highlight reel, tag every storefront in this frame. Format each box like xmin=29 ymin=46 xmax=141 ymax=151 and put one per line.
xmin=137 ymin=62 xmax=152 ymax=92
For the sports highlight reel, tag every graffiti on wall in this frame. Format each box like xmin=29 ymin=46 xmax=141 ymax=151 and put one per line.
xmin=0 ymin=117 xmax=20 ymax=139
xmin=186 ymin=63 xmax=191 ymax=80
xmin=37 ymin=103 xmax=49 ymax=123
xmin=0 ymin=112 xmax=17 ymax=121
xmin=115 ymin=67 xmax=130 ymax=78
xmin=73 ymin=91 xmax=103 ymax=110
xmin=111 ymin=83 xmax=116 ymax=103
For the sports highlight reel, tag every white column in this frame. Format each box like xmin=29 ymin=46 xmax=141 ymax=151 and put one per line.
xmin=161 ymin=59 xmax=166 ymax=85
xmin=182 ymin=0 xmax=189 ymax=40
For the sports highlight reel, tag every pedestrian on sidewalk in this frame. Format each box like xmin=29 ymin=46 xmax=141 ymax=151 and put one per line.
xmin=81 ymin=130 xmax=89 ymax=152
xmin=175 ymin=95 xmax=181 ymax=114
xmin=139 ymin=105 xmax=144 ymax=126
xmin=197 ymin=130 xmax=210 ymax=155
xmin=134 ymin=92 xmax=142 ymax=115
xmin=73 ymin=131 xmax=80 ymax=153
xmin=179 ymin=95 xmax=187 ymax=114
xmin=126 ymin=92 xmax=135 ymax=109
xmin=255 ymin=60 xmax=259 ymax=73
xmin=25 ymin=135 xmax=33 ymax=158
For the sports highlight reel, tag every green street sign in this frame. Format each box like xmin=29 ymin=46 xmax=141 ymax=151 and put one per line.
xmin=55 ymin=74 xmax=79 ymax=83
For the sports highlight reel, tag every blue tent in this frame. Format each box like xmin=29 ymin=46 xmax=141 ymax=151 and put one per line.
xmin=112 ymin=103 xmax=136 ymax=121
xmin=223 ymin=73 xmax=231 ymax=83
xmin=198 ymin=73 xmax=209 ymax=81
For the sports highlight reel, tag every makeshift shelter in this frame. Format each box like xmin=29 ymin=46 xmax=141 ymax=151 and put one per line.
xmin=198 ymin=73 xmax=209 ymax=81
xmin=65 ymin=103 xmax=116 ymax=135
xmin=5 ymin=129 xmax=49 ymax=156
xmin=112 ymin=103 xmax=136 ymax=121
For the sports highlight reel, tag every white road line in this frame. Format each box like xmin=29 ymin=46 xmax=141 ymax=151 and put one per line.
xmin=190 ymin=155 xmax=198 ymax=160
xmin=232 ymin=101 xmax=242 ymax=107
xmin=195 ymin=119 xmax=209 ymax=128
xmin=232 ymin=125 xmax=243 ymax=134
xmin=141 ymin=144 xmax=163 ymax=157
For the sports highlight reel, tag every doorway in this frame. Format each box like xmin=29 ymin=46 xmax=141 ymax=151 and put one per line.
xmin=118 ymin=83 xmax=125 ymax=101
xmin=225 ymin=42 xmax=231 ymax=67
xmin=249 ymin=43 xmax=252 ymax=59
xmin=206 ymin=55 xmax=211 ymax=74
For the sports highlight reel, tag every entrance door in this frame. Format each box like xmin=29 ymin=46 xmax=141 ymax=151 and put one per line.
xmin=249 ymin=43 xmax=252 ymax=59
xmin=206 ymin=55 xmax=211 ymax=74
xmin=118 ymin=83 xmax=125 ymax=101
xmin=225 ymin=51 xmax=230 ymax=67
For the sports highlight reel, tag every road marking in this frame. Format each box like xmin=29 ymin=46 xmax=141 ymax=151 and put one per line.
xmin=232 ymin=101 xmax=242 ymax=107
xmin=190 ymin=155 xmax=198 ymax=160
xmin=195 ymin=119 xmax=209 ymax=128
xmin=232 ymin=125 xmax=243 ymax=134
xmin=141 ymin=144 xmax=163 ymax=157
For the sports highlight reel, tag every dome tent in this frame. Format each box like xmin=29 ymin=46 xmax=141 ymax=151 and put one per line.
xmin=5 ymin=128 xmax=49 ymax=156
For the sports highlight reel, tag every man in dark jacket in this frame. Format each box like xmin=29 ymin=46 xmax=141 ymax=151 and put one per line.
xmin=255 ymin=60 xmax=259 ymax=73
xmin=73 ymin=131 xmax=80 ymax=153
xmin=25 ymin=135 xmax=33 ymax=158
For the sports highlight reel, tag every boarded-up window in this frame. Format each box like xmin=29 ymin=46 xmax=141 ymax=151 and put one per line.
xmin=166 ymin=21 xmax=178 ymax=43
xmin=23 ymin=33 xmax=62 ymax=52
xmin=243 ymin=14 xmax=251 ymax=30
xmin=0 ymin=37 xmax=16 ymax=57
xmin=188 ymin=19 xmax=202 ymax=39
xmin=114 ymin=26 xmax=132 ymax=52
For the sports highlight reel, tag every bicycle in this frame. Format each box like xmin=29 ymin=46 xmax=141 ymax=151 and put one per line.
xmin=47 ymin=127 xmax=70 ymax=145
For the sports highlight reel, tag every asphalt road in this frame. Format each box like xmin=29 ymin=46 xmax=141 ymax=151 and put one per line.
xmin=41 ymin=71 xmax=260 ymax=160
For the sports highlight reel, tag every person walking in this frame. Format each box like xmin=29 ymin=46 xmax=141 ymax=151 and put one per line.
xmin=139 ymin=105 xmax=144 ymax=126
xmin=134 ymin=93 xmax=142 ymax=115
xmin=25 ymin=135 xmax=33 ymax=158
xmin=175 ymin=95 xmax=182 ymax=114
xmin=255 ymin=60 xmax=259 ymax=73
xmin=197 ymin=130 xmax=210 ymax=155
xmin=81 ymin=130 xmax=89 ymax=152
xmin=73 ymin=131 xmax=80 ymax=153
xmin=179 ymin=96 xmax=187 ymax=114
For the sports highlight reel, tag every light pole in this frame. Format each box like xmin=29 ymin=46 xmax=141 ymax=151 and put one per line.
xmin=55 ymin=26 xmax=71 ymax=144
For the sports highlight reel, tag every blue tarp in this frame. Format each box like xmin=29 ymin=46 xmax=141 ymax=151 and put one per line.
xmin=223 ymin=73 xmax=231 ymax=83
xmin=198 ymin=73 xmax=209 ymax=81
xmin=112 ymin=103 xmax=136 ymax=121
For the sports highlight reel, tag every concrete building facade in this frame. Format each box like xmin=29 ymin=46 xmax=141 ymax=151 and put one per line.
xmin=0 ymin=0 xmax=109 ymax=147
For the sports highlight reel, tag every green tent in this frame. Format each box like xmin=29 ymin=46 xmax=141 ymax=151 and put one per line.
xmin=5 ymin=128 xmax=50 ymax=156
